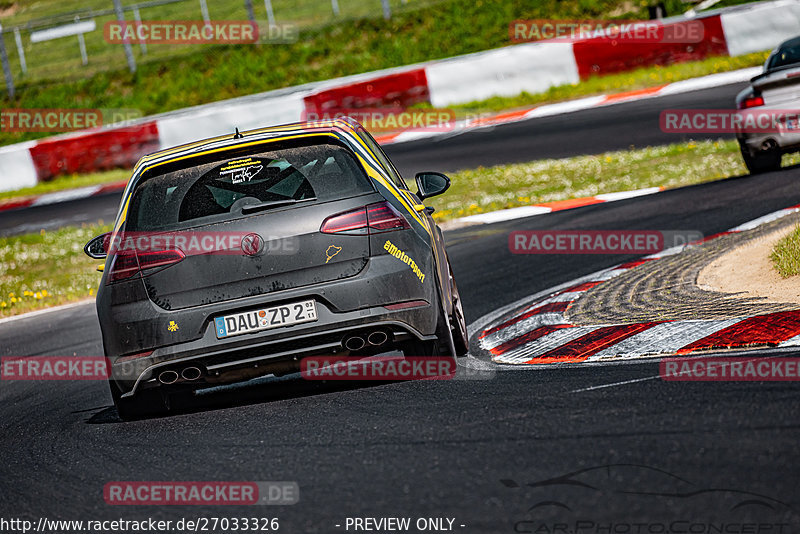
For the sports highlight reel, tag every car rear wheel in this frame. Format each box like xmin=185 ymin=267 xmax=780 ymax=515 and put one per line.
xmin=742 ymin=146 xmax=781 ymax=174
xmin=449 ymin=261 xmax=469 ymax=357
xmin=402 ymin=289 xmax=458 ymax=381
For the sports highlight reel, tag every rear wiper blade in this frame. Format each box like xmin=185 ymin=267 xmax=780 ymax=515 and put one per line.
xmin=241 ymin=197 xmax=316 ymax=214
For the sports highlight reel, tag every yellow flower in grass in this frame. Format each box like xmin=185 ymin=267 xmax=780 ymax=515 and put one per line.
xmin=10 ymin=297 xmax=17 ymax=303
xmin=0 ymin=302 xmax=6 ymax=308
xmin=41 ymin=290 xmax=48 ymax=297
xmin=8 ymin=292 xmax=14 ymax=298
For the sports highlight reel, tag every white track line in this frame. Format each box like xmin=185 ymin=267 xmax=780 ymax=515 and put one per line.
xmin=570 ymin=374 xmax=662 ymax=393
xmin=0 ymin=299 xmax=94 ymax=325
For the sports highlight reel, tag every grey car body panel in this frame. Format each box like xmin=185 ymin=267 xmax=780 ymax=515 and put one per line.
xmin=95 ymin=120 xmax=455 ymax=397
xmin=736 ymin=39 xmax=800 ymax=157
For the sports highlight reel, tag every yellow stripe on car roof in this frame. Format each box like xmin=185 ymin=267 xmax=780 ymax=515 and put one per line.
xmin=118 ymin=121 xmax=428 ymax=234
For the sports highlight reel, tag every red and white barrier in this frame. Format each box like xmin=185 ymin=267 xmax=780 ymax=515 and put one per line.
xmin=0 ymin=142 xmax=38 ymax=191
xmin=157 ymin=93 xmax=306 ymax=149
xmin=720 ymin=0 xmax=800 ymax=56
xmin=426 ymin=42 xmax=578 ymax=107
xmin=0 ymin=0 xmax=796 ymax=196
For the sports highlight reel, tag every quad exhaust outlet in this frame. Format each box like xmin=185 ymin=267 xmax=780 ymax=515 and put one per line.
xmin=158 ymin=366 xmax=203 ymax=384
xmin=344 ymin=330 xmax=389 ymax=351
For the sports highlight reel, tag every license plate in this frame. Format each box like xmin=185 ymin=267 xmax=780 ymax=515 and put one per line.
xmin=214 ymin=300 xmax=317 ymax=339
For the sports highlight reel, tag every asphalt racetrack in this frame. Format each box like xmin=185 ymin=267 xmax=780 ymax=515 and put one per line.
xmin=1 ymin=79 xmax=799 ymax=531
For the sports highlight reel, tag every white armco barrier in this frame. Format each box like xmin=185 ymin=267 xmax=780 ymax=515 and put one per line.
xmin=0 ymin=142 xmax=38 ymax=193
xmin=425 ymin=42 xmax=579 ymax=108
xmin=720 ymin=0 xmax=800 ymax=57
xmin=156 ymin=93 xmax=307 ymax=150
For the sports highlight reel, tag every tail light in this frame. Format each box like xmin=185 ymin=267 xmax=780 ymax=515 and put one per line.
xmin=367 ymin=202 xmax=410 ymax=232
xmin=738 ymin=95 xmax=764 ymax=109
xmin=321 ymin=201 xmax=410 ymax=235
xmin=107 ymin=249 xmax=185 ymax=284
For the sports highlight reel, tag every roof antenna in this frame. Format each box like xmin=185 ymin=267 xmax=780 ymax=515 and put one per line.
xmin=233 ymin=127 xmax=243 ymax=139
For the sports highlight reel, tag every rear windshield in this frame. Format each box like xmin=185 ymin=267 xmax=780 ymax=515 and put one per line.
xmin=766 ymin=42 xmax=800 ymax=72
xmin=127 ymin=142 xmax=373 ymax=231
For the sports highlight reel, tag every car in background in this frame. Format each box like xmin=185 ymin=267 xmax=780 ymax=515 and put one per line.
xmin=736 ymin=35 xmax=800 ymax=174
xmin=84 ymin=118 xmax=468 ymax=419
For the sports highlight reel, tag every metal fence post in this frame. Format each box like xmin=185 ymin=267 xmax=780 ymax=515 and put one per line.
xmin=199 ymin=0 xmax=210 ymax=24
xmin=112 ymin=0 xmax=136 ymax=73
xmin=244 ymin=0 xmax=256 ymax=24
xmin=75 ymin=16 xmax=88 ymax=65
xmin=381 ymin=0 xmax=391 ymax=19
xmin=331 ymin=0 xmax=340 ymax=16
xmin=13 ymin=28 xmax=26 ymax=74
xmin=132 ymin=7 xmax=147 ymax=55
xmin=0 ymin=24 xmax=15 ymax=99
xmin=264 ymin=0 xmax=276 ymax=27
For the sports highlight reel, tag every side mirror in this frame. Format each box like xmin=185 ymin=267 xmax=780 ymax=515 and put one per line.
xmin=84 ymin=232 xmax=111 ymax=259
xmin=414 ymin=172 xmax=450 ymax=200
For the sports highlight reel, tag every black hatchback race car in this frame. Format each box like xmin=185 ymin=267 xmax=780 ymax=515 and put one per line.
xmin=84 ymin=118 xmax=468 ymax=419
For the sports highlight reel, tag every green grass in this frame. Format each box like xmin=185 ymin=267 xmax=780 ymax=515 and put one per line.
xmin=428 ymin=141 xmax=799 ymax=222
xmin=0 ymin=0 xmax=447 ymax=86
xmin=771 ymin=225 xmax=800 ymax=278
xmin=0 ymin=222 xmax=111 ymax=317
xmin=5 ymin=138 xmax=799 ymax=317
xmin=0 ymin=0 xmax=756 ymax=147
xmin=0 ymin=168 xmax=130 ymax=202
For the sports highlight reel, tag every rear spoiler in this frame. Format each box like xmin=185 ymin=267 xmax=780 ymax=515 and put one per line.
xmin=750 ymin=64 xmax=800 ymax=84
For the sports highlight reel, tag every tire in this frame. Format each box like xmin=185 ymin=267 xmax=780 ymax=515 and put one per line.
xmin=403 ymin=299 xmax=447 ymax=358
xmin=401 ymin=305 xmax=457 ymax=379
xmin=109 ymin=380 xmax=169 ymax=420
xmin=402 ymin=274 xmax=460 ymax=383
xmin=448 ymin=261 xmax=469 ymax=357
xmin=742 ymin=147 xmax=781 ymax=174
xmin=403 ymin=283 xmax=453 ymax=348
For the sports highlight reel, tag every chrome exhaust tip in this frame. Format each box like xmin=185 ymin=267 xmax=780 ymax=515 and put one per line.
xmin=367 ymin=330 xmax=388 ymax=346
xmin=344 ymin=336 xmax=366 ymax=351
xmin=181 ymin=367 xmax=202 ymax=381
xmin=158 ymin=370 xmax=179 ymax=385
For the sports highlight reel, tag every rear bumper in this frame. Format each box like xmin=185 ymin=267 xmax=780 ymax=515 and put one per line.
xmin=99 ymin=249 xmax=436 ymax=351
xmin=111 ymin=302 xmax=437 ymax=397
xmin=736 ymin=124 xmax=800 ymax=156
